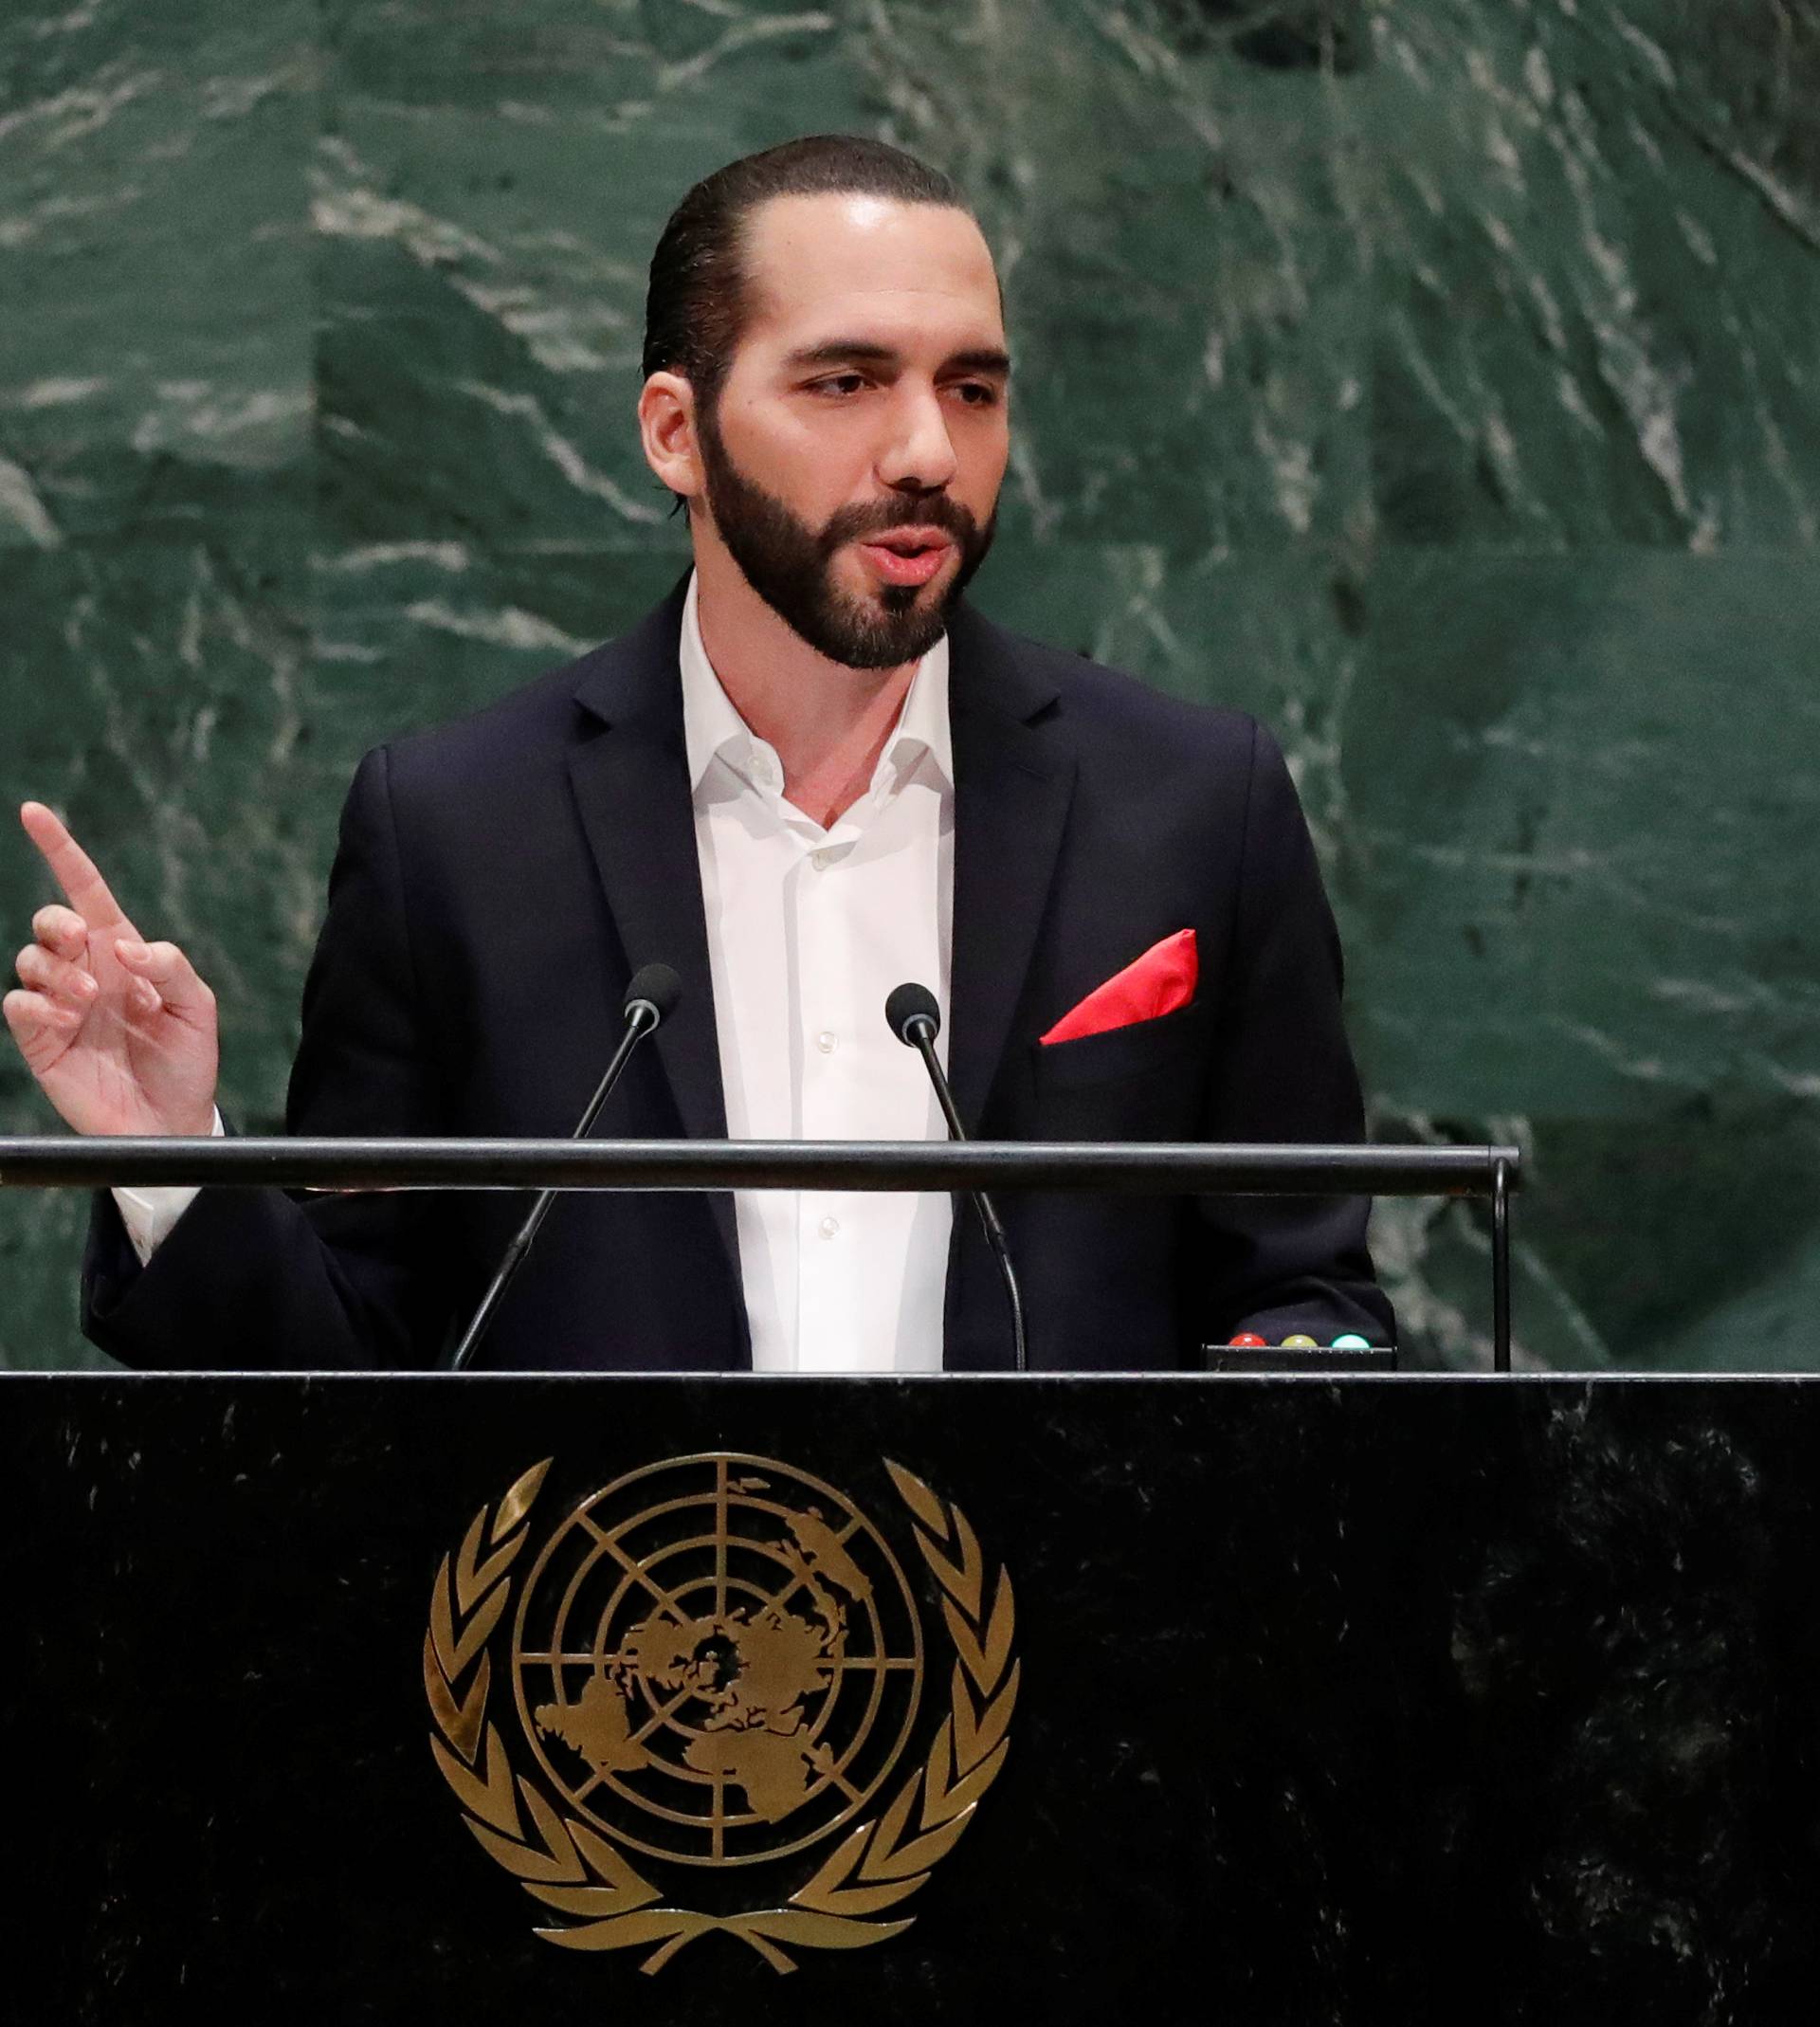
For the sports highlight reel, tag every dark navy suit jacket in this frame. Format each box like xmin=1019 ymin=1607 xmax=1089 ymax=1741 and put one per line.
xmin=82 ymin=582 xmax=1393 ymax=1370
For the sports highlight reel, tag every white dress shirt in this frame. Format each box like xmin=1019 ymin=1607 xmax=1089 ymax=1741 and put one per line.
xmin=117 ymin=575 xmax=957 ymax=1373
xmin=114 ymin=1108 xmax=221 ymax=1263
xmin=682 ymin=573 xmax=955 ymax=1372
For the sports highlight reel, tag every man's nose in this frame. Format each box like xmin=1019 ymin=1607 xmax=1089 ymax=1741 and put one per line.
xmin=877 ymin=387 xmax=958 ymax=494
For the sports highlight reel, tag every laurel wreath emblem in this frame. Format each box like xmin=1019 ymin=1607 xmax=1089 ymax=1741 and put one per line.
xmin=424 ymin=1456 xmax=1017 ymax=1974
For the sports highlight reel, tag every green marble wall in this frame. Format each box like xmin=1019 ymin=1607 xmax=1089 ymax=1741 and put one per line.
xmin=2 ymin=0 xmax=1814 ymax=1370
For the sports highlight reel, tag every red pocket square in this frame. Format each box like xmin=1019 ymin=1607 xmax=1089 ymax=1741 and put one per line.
xmin=1040 ymin=928 xmax=1198 ymax=1045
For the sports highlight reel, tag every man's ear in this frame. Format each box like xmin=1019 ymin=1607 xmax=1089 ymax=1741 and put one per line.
xmin=638 ymin=372 xmax=703 ymax=503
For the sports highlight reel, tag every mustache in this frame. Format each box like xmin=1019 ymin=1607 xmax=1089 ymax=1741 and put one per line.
xmin=818 ymin=494 xmax=978 ymax=555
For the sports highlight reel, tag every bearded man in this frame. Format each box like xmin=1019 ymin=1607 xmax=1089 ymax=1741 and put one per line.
xmin=7 ymin=136 xmax=1393 ymax=1372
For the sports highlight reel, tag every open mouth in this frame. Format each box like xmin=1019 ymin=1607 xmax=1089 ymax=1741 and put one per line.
xmin=857 ymin=530 xmax=955 ymax=588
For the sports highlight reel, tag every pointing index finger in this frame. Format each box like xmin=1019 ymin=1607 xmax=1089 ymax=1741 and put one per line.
xmin=19 ymin=802 xmax=134 ymax=931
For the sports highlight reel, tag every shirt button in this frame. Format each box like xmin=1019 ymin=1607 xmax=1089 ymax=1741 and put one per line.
xmin=818 ymin=1214 xmax=840 ymax=1239
xmin=815 ymin=1031 xmax=837 ymax=1054
xmin=811 ymin=848 xmax=835 ymax=870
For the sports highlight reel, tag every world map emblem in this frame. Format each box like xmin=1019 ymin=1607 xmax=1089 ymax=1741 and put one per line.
xmin=424 ymin=1452 xmax=1018 ymax=1973
xmin=517 ymin=1456 xmax=923 ymax=1864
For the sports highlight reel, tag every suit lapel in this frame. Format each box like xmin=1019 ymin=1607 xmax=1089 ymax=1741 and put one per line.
xmin=560 ymin=589 xmax=1076 ymax=1335
xmin=946 ymin=604 xmax=1076 ymax=1130
xmin=565 ymin=585 xmax=738 ymax=1272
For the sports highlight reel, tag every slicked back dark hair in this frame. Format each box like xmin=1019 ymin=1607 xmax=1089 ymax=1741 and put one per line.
xmin=642 ymin=136 xmax=974 ymax=411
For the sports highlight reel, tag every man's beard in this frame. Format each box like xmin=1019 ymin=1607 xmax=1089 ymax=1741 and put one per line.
xmin=696 ymin=407 xmax=996 ymax=670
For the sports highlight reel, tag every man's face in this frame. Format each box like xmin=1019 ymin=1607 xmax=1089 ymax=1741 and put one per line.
xmin=693 ymin=192 xmax=1010 ymax=669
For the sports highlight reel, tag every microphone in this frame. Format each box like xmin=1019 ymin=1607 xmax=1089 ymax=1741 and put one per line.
xmin=885 ymin=982 xmax=1027 ymax=1373
xmin=449 ymin=963 xmax=681 ymax=1370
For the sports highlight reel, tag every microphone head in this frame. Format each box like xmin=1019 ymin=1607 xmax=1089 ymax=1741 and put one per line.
xmin=623 ymin=962 xmax=682 ymax=1027
xmin=885 ymin=981 xmax=941 ymax=1045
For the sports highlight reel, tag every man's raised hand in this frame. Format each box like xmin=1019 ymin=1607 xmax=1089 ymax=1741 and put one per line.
xmin=4 ymin=803 xmax=219 ymax=1139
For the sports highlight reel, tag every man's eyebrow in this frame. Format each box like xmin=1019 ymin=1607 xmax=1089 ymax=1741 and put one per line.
xmin=783 ymin=339 xmax=1012 ymax=376
xmin=946 ymin=346 xmax=1012 ymax=378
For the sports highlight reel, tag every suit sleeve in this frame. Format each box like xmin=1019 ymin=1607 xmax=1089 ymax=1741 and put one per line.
xmin=81 ymin=746 xmax=453 ymax=1369
xmin=1192 ymin=719 xmax=1397 ymax=1346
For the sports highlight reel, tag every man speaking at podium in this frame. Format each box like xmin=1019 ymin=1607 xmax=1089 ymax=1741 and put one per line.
xmin=6 ymin=137 xmax=1392 ymax=1374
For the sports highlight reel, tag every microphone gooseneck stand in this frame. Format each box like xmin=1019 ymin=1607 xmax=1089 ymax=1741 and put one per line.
xmin=885 ymin=981 xmax=1028 ymax=1374
xmin=448 ymin=963 xmax=681 ymax=1371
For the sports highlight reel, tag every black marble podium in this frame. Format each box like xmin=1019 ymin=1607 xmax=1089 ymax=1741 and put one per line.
xmin=12 ymin=1373 xmax=1820 ymax=2022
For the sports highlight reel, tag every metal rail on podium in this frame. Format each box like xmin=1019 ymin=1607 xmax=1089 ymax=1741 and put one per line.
xmin=0 ymin=1134 xmax=1521 ymax=1368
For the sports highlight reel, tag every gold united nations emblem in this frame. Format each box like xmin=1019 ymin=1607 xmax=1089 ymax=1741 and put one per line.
xmin=423 ymin=1453 xmax=1018 ymax=1973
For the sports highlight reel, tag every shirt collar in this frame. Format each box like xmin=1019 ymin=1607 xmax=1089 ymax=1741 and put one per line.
xmin=680 ymin=571 xmax=952 ymax=801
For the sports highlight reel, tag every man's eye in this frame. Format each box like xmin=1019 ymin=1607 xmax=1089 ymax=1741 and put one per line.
xmin=951 ymin=382 xmax=1000 ymax=407
xmin=810 ymin=374 xmax=867 ymax=397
